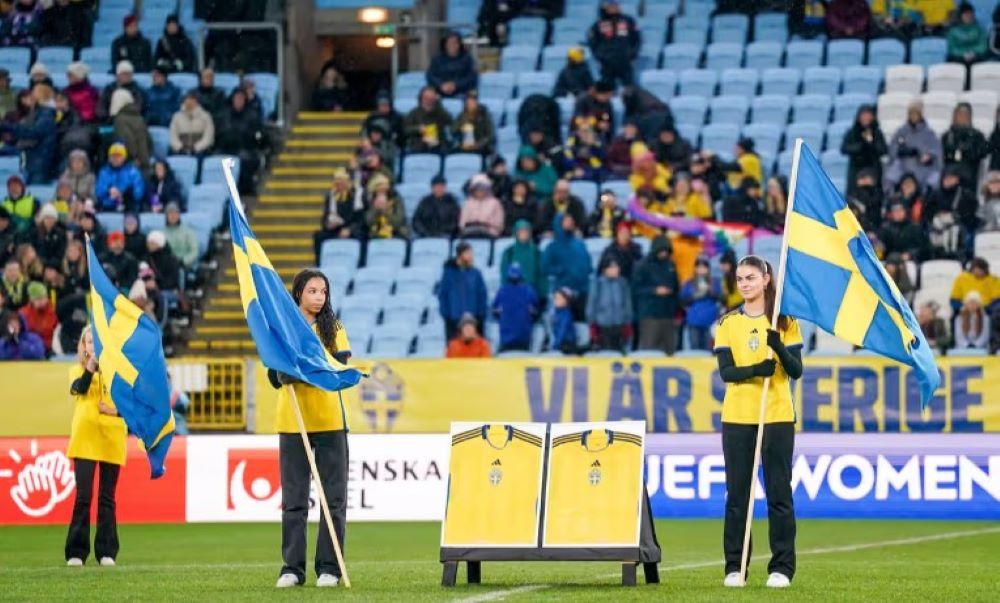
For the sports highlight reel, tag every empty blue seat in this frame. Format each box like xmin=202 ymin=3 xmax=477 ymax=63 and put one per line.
xmin=409 ymin=238 xmax=450 ymax=267
xmin=637 ymin=42 xmax=663 ymax=71
xmin=662 ymin=43 xmax=701 ymax=70
xmin=785 ymin=39 xmax=824 ymax=69
xmin=785 ymin=122 xmax=824 ymax=152
xmin=669 ymin=95 xmax=709 ymax=125
xmin=843 ymin=65 xmax=882 ymax=96
xmin=639 ymin=69 xmax=677 ymax=100
xmin=37 ymin=47 xmax=74 ymax=74
xmin=777 ymin=149 xmax=794 ymax=176
xmin=678 ymin=69 xmax=717 ymax=98
xmin=719 ymin=68 xmax=758 ymax=97
xmin=507 ymin=17 xmax=547 ymax=46
xmin=415 ymin=333 xmax=446 ymax=358
xmin=321 ymin=239 xmax=361 ymax=270
xmin=393 ymin=71 xmax=425 ymax=102
xmin=637 ymin=18 xmax=667 ymax=47
xmin=456 ymin=238 xmax=493 ymax=266
xmin=149 ymin=126 xmax=170 ymax=157
xmin=601 ymin=181 xmax=632 ymax=207
xmin=248 ymin=72 xmax=278 ymax=118
xmin=569 ymin=181 xmax=598 ymax=213
xmin=478 ymin=98 xmax=505 ymax=130
xmin=367 ymin=239 xmax=408 ymax=269
xmin=745 ymin=41 xmax=783 ymax=70
xmin=741 ymin=123 xmax=782 ymax=158
xmin=369 ymin=333 xmax=413 ymax=358
xmin=672 ymin=16 xmax=708 ymax=46
xmin=501 ymin=45 xmax=538 ymax=72
xmin=551 ymin=18 xmax=589 ymax=45
xmin=353 ymin=265 xmax=396 ymax=296
xmin=396 ymin=182 xmax=426 ymax=220
xmin=441 ymin=97 xmax=462 ymax=117
xmin=821 ymin=149 xmax=848 ymax=191
xmin=791 ymin=94 xmax=832 ymax=124
xmin=169 ymin=72 xmax=198 ymax=94
xmin=711 ymin=14 xmax=749 ymax=43
xmin=709 ymin=95 xmax=749 ymax=125
xmin=751 ymin=94 xmax=791 ymax=125
xmin=502 ymin=98 xmax=524 ymax=127
xmin=700 ymin=123 xmax=740 ymax=159
xmin=910 ymin=37 xmax=947 ymax=67
xmin=200 ymin=154 xmax=238 ymax=185
xmin=705 ymin=43 xmax=743 ymax=71
xmin=214 ymin=72 xmax=240 ymax=94
xmin=867 ymin=38 xmax=906 ymax=68
xmin=402 ymin=154 xmax=441 ymax=184
xmin=478 ymin=72 xmax=515 ymax=100
xmin=833 ymin=93 xmax=875 ymax=123
xmin=802 ymin=66 xmax=841 ymax=96
xmin=444 ymin=153 xmax=483 ymax=185
xmin=753 ymin=12 xmax=787 ymax=42
xmin=166 ymin=155 xmax=198 ymax=190
xmin=825 ymin=119 xmax=852 ymax=151
xmin=541 ymin=45 xmax=585 ymax=73
xmin=826 ymin=39 xmax=864 ymax=67
xmin=339 ymin=306 xmax=378 ymax=334
xmin=0 ymin=47 xmax=30 ymax=73
xmin=517 ymin=71 xmax=556 ymax=97
xmin=80 ymin=46 xmax=113 ymax=74
xmin=760 ymin=67 xmax=801 ymax=96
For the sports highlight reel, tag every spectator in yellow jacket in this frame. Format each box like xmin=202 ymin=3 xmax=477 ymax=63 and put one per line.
xmin=950 ymin=257 xmax=1000 ymax=314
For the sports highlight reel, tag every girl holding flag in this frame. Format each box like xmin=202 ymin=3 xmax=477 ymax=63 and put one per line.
xmin=270 ymin=269 xmax=352 ymax=589
xmin=65 ymin=326 xmax=126 ymax=567
xmin=712 ymin=255 xmax=803 ymax=589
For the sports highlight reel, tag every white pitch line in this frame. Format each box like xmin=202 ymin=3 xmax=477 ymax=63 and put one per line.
xmin=451 ymin=526 xmax=1000 ymax=602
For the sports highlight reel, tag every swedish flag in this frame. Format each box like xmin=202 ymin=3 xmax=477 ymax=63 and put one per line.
xmin=86 ymin=240 xmax=174 ymax=478
xmin=780 ymin=143 xmax=941 ymax=406
xmin=228 ymin=198 xmax=362 ymax=391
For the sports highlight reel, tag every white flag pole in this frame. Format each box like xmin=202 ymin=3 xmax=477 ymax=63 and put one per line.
xmin=737 ymin=138 xmax=803 ymax=585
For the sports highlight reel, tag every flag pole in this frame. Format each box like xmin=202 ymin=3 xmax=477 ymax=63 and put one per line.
xmin=737 ymin=138 xmax=803 ymax=585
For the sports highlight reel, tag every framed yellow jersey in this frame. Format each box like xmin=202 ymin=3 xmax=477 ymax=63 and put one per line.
xmin=441 ymin=422 xmax=546 ymax=547
xmin=543 ymin=421 xmax=645 ymax=547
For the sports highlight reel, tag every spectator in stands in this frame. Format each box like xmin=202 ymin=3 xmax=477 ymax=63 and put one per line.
xmin=7 ymin=0 xmax=41 ymax=49
xmin=562 ymin=118 xmax=605 ymax=181
xmin=514 ymin=145 xmax=558 ymax=200
xmin=607 ymin=119 xmax=639 ymax=178
xmin=630 ymin=150 xmax=670 ymax=201
xmin=492 ymin=263 xmax=539 ymax=352
xmin=30 ymin=203 xmax=64 ymax=264
xmin=947 ymin=3 xmax=988 ymax=65
xmin=917 ymin=300 xmax=950 ymax=354
xmin=439 ymin=242 xmax=488 ymax=339
xmin=586 ymin=189 xmax=625 ymax=238
xmin=16 ymin=241 xmax=41 ymax=281
xmin=791 ymin=0 xmax=828 ymax=38
xmin=363 ymin=91 xmax=404 ymax=151
xmin=111 ymin=14 xmax=152 ymax=73
xmin=145 ymin=230 xmax=181 ymax=293
xmin=311 ymin=63 xmax=348 ymax=112
xmin=101 ymin=231 xmax=138 ymax=290
xmin=553 ymin=47 xmax=594 ymax=99
xmin=96 ymin=143 xmax=145 ymax=212
xmin=18 ymin=280 xmax=54 ymax=355
xmin=717 ymin=138 xmax=763 ymax=195
xmin=886 ymin=100 xmax=942 ymax=193
xmin=878 ymin=200 xmax=928 ymax=261
xmin=666 ymin=173 xmax=712 ymax=219
xmin=842 ymin=105 xmax=888 ymax=196
xmin=954 ymin=291 xmax=990 ymax=350
xmin=0 ymin=70 xmax=14 ymax=117
xmin=681 ymin=256 xmax=721 ymax=351
xmin=980 ymin=171 xmax=1000 ymax=231
xmin=894 ymin=172 xmax=925 ymax=223
xmin=632 ymin=234 xmax=679 ymax=354
xmin=718 ymin=250 xmax=741 ymax=311
xmin=652 ymin=126 xmax=693 ymax=173
xmin=28 ymin=63 xmax=53 ymax=90
xmin=586 ymin=259 xmax=632 ymax=352
xmin=548 ymin=287 xmax=581 ymax=354
xmin=1 ymin=257 xmax=27 ymax=309
xmin=869 ymin=0 xmax=921 ymax=40
xmin=721 ymin=177 xmax=762 ymax=225
xmin=925 ymin=166 xmax=978 ymax=259
xmin=598 ymin=221 xmax=642 ymax=279
xmin=543 ymin=213 xmax=592 ymax=318
xmin=146 ymin=159 xmax=184 ymax=213
xmin=476 ymin=0 xmax=517 ymax=46
xmin=883 ymin=252 xmax=915 ymax=303
xmin=403 ymin=87 xmax=451 ymax=154
xmin=762 ymin=176 xmax=789 ymax=231
xmin=950 ymin=257 xmax=1000 ymax=314
xmin=239 ymin=76 xmax=264 ymax=121
xmin=0 ymin=207 xmax=16 ymax=265
xmin=3 ymin=87 xmax=55 ymax=184
xmin=39 ymin=0 xmax=91 ymax=49
xmin=353 ymin=138 xmax=393 ymax=189
xmin=215 ymin=90 xmax=263 ymax=192
xmin=573 ymin=80 xmax=615 ymax=141
xmin=99 ymin=61 xmax=146 ymax=120
xmin=459 ymin=173 xmax=504 ymax=238
xmin=145 ymin=67 xmax=181 ymax=127
xmin=992 ymin=5 xmax=1000 ymax=57
xmin=363 ymin=173 xmax=407 ymax=239
xmin=122 ymin=213 xmax=145 ymax=259
xmin=499 ymin=219 xmax=547 ymax=298
xmin=587 ymin=0 xmax=640 ymax=89
xmin=64 ymin=62 xmax=98 ymax=125
xmin=452 ymin=92 xmax=494 ymax=155
xmin=61 ymin=149 xmax=94 ymax=202
xmin=74 ymin=210 xmax=104 ymax=253
xmin=991 ymin=107 xmax=1000 ymax=171
xmin=942 ymin=102 xmax=988 ymax=190
xmin=111 ymin=88 xmax=152 ymax=172
xmin=0 ymin=310 xmax=44 ymax=360
xmin=446 ymin=313 xmax=491 ymax=358
xmin=488 ymin=156 xmax=512 ymax=201
xmin=500 ymin=179 xmax=536 ymax=235
xmin=540 ymin=180 xmax=586 ymax=237
xmin=312 ymin=168 xmax=362 ymax=263
xmin=827 ymin=0 xmax=872 ymax=38
xmin=426 ymin=31 xmax=477 ymax=98
xmin=192 ymin=68 xmax=227 ymax=120
xmin=412 ymin=174 xmax=460 ymax=238
xmin=1 ymin=175 xmax=35 ymax=233
xmin=355 ymin=126 xmax=395 ymax=180
xmin=169 ymin=93 xmax=214 ymax=156
xmin=154 ymin=14 xmax=196 ymax=74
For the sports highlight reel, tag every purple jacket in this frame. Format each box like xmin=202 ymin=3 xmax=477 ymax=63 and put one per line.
xmin=0 ymin=316 xmax=45 ymax=360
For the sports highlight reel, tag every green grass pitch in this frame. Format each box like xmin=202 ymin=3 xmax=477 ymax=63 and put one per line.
xmin=1 ymin=520 xmax=997 ymax=601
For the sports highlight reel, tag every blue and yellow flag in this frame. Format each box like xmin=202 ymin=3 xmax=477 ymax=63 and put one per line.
xmin=228 ymin=199 xmax=362 ymax=391
xmin=780 ymin=143 xmax=941 ymax=406
xmin=86 ymin=239 xmax=174 ymax=478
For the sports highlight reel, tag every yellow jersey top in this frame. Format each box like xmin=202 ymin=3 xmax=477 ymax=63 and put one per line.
xmin=66 ymin=365 xmax=127 ymax=466
xmin=275 ymin=323 xmax=353 ymax=433
xmin=544 ymin=429 xmax=643 ymax=546
xmin=714 ymin=309 xmax=803 ymax=424
xmin=950 ymin=271 xmax=1000 ymax=308
xmin=442 ymin=424 xmax=544 ymax=546
xmin=726 ymin=152 xmax=763 ymax=190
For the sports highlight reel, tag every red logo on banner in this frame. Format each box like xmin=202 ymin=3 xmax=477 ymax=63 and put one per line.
xmin=226 ymin=447 xmax=281 ymax=512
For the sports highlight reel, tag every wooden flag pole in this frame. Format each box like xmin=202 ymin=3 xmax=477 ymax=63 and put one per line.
xmin=286 ymin=385 xmax=352 ymax=588
xmin=737 ymin=138 xmax=803 ymax=585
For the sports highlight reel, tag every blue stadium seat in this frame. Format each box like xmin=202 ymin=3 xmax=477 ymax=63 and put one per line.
xmin=556 ymin=96 xmax=574 ymax=124
xmin=409 ymin=238 xmax=450 ymax=267
xmin=751 ymin=94 xmax=791 ymax=125
xmin=637 ymin=42 xmax=663 ymax=71
xmin=132 ymin=72 xmax=152 ymax=90
xmin=382 ymin=300 xmax=427 ymax=330
xmin=867 ymin=38 xmax=906 ymax=68
xmin=678 ymin=69 xmax=717 ymax=98
xmin=200 ymin=155 xmax=239 ymax=186
xmin=569 ymin=181 xmax=598 ymax=214
xmin=776 ymin=149 xmax=794 ymax=176
xmin=843 ymin=65 xmax=883 ymax=97
xmin=443 ymin=153 xmax=483 ymax=185
xmin=369 ymin=333 xmax=413 ymax=358
xmin=394 ymin=71 xmax=425 ymax=102
xmin=639 ymin=69 xmax=677 ymax=101
xmin=785 ymin=39 xmax=824 ymax=69
xmin=501 ymin=45 xmax=538 ymax=72
xmin=148 ymin=126 xmax=169 ymax=157
xmin=478 ymin=98 xmax=504 ymax=130
xmin=802 ymin=66 xmax=841 ymax=96
xmin=791 ymin=94 xmax=832 ymax=125
xmin=0 ymin=47 xmax=30 ymax=73
xmin=414 ymin=333 xmax=446 ymax=358
xmin=760 ymin=67 xmax=801 ymax=96
xmin=672 ymin=16 xmax=709 ymax=46
xmin=187 ymin=184 xmax=227 ymax=222
xmin=753 ymin=12 xmax=787 ymax=42
xmin=402 ymin=154 xmax=441 ymax=184
xmin=643 ymin=1 xmax=678 ymax=21
xmin=367 ymin=239 xmax=408 ymax=270
xmin=833 ymin=93 xmax=875 ymax=123
xmin=339 ymin=306 xmax=378 ymax=334
xmin=785 ymin=122 xmax=824 ymax=152
xmin=826 ymin=39 xmax=864 ymax=68
xmin=821 ymin=149 xmax=848 ymax=192
xmin=80 ymin=46 xmax=113 ymax=74
xmin=741 ymin=123 xmax=782 ymax=159
xmin=478 ymin=72 xmax=515 ymax=100
xmin=709 ymin=95 xmax=749 ymax=125
xmin=542 ymin=45 xmax=584 ymax=73
xmin=680 ymin=0 xmax=713 ymax=19
xmin=502 ymin=97 xmax=524 ymax=127
xmin=166 ymin=155 xmax=198 ymax=191
xmin=711 ymin=14 xmax=749 ymax=43
xmin=169 ymin=72 xmax=197 ymax=95
xmin=247 ymin=73 xmax=278 ymax=118
xmin=662 ymin=43 xmax=701 ymax=70
xmin=517 ymin=71 xmax=557 ymax=98
xmin=910 ymin=37 xmax=947 ymax=68
xmin=700 ymin=123 xmax=740 ymax=159
xmin=825 ymin=119 xmax=852 ymax=151
xmin=37 ymin=47 xmax=74 ymax=75
xmin=507 ymin=17 xmax=547 ymax=46
xmin=353 ymin=265 xmax=395 ymax=297
xmin=719 ymin=68 xmax=758 ymax=97
xmin=637 ymin=18 xmax=667 ymax=47
xmin=395 ymin=265 xmax=438 ymax=296
xmin=320 ymin=239 xmax=361 ymax=270
xmin=0 ymin=156 xmax=20 ymax=175
xmin=705 ymin=43 xmax=743 ymax=71
xmin=455 ymin=238 xmax=492 ymax=267
xmin=214 ymin=72 xmax=240 ymax=94
xmin=551 ymin=18 xmax=589 ymax=45
xmin=396 ymin=182 xmax=425 ymax=220
xmin=744 ymin=41 xmax=783 ymax=70
xmin=441 ymin=98 xmax=462 ymax=117
xmin=669 ymin=95 xmax=709 ymax=126
xmin=601 ymin=181 xmax=632 ymax=208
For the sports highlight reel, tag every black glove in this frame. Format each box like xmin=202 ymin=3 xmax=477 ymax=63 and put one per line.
xmin=766 ymin=328 xmax=784 ymax=352
xmin=752 ymin=359 xmax=776 ymax=378
xmin=897 ymin=144 xmax=917 ymax=158
xmin=276 ymin=371 xmax=300 ymax=385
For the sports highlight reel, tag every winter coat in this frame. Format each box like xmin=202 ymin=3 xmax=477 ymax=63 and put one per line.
xmin=312 ymin=83 xmax=348 ymax=111
xmin=826 ymin=0 xmax=871 ymax=38
xmin=990 ymin=125 xmax=999 ymax=172
xmin=100 ymin=81 xmax=147 ymax=120
xmin=215 ymin=104 xmax=263 ymax=156
xmin=878 ymin=219 xmax=928 ymax=261
xmin=607 ymin=135 xmax=637 ymax=176
xmin=192 ymin=85 xmax=226 ymax=120
xmin=412 ymin=192 xmax=460 ymax=238
xmin=111 ymin=33 xmax=153 ymax=72
xmin=553 ymin=62 xmax=594 ymax=98
xmin=502 ymin=193 xmax=540 ymax=235
xmin=518 ymin=94 xmax=562 ymax=143
xmin=148 ymin=244 xmax=182 ymax=291
xmin=562 ymin=135 xmax=605 ymax=181
xmin=653 ymin=135 xmax=693 ymax=171
xmin=492 ymin=281 xmax=539 ymax=348
xmin=10 ymin=106 xmax=57 ymax=184
xmin=99 ymin=249 xmax=138 ymax=290
xmin=0 ymin=316 xmax=45 ymax=360
xmin=681 ymin=275 xmax=721 ymax=328
xmin=453 ymin=107 xmax=495 ymax=154
xmin=849 ymin=183 xmax=885 ymax=230
xmin=426 ymin=35 xmax=478 ymax=96
xmin=363 ymin=109 xmax=405 ymax=148
xmin=500 ymin=239 xmax=547 ymax=298
xmin=145 ymin=81 xmax=181 ymax=127
xmin=1 ymin=192 xmax=37 ymax=233
xmin=30 ymin=222 xmax=67 ymax=264
xmin=319 ymin=186 xmax=366 ymax=239
xmin=942 ymin=125 xmax=988 ymax=189
xmin=632 ymin=236 xmax=680 ymax=320
xmin=447 ymin=335 xmax=492 ymax=358
xmin=573 ymin=94 xmax=614 ymax=137
xmin=437 ymin=259 xmax=488 ymax=323
xmin=146 ymin=168 xmax=185 ymax=212
xmin=514 ymin=145 xmax=558 ymax=199
xmin=96 ymin=163 xmax=146 ymax=211
xmin=587 ymin=10 xmax=640 ymax=65
xmin=598 ymin=240 xmax=643 ymax=279
xmin=64 ymin=80 xmax=100 ymax=124
xmin=365 ymin=192 xmax=408 ymax=239
xmin=841 ymin=118 xmax=888 ymax=194
xmin=113 ymin=103 xmax=152 ymax=169
xmin=586 ymin=204 xmax=627 ymax=238
xmin=460 ymin=194 xmax=505 ymax=237
xmin=61 ymin=153 xmax=95 ymax=201
xmin=925 ymin=183 xmax=980 ymax=230
xmin=886 ymin=120 xmax=942 ymax=191
xmin=403 ymin=101 xmax=452 ymax=152
xmin=169 ymin=104 xmax=214 ymax=154
xmin=39 ymin=1 xmax=92 ymax=48
xmin=586 ymin=275 xmax=633 ymax=326
xmin=542 ymin=215 xmax=593 ymax=294
xmin=19 ymin=300 xmax=56 ymax=352
xmin=154 ymin=29 xmax=197 ymax=73
xmin=540 ymin=195 xmax=587 ymax=233
xmin=947 ymin=22 xmax=987 ymax=61
xmin=549 ymin=306 xmax=577 ymax=352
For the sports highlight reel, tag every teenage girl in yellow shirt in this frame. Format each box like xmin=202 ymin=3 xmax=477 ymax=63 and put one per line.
xmin=65 ymin=326 xmax=127 ymax=567
xmin=713 ymin=256 xmax=803 ymax=589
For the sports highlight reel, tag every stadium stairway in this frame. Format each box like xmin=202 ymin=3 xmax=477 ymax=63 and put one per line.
xmin=182 ymin=111 xmax=366 ymax=354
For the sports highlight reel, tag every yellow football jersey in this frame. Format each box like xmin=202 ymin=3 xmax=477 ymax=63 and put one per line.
xmin=543 ymin=429 xmax=643 ymax=546
xmin=442 ymin=424 xmax=544 ymax=546
xmin=275 ymin=323 xmax=352 ymax=433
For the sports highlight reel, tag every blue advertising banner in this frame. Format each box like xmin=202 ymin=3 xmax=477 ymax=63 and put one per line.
xmin=645 ymin=434 xmax=1000 ymax=520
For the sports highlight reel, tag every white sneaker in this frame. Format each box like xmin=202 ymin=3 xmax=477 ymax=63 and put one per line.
xmin=723 ymin=572 xmax=744 ymax=587
xmin=766 ymin=572 xmax=791 ymax=588
xmin=66 ymin=558 xmax=83 ymax=567
xmin=275 ymin=573 xmax=300 ymax=588
xmin=99 ymin=557 xmax=115 ymax=567
xmin=316 ymin=573 xmax=340 ymax=587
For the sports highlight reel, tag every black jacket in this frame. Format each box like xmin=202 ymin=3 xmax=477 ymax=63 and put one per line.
xmin=540 ymin=195 xmax=587 ymax=233
xmin=192 ymin=85 xmax=227 ymax=121
xmin=502 ymin=193 xmax=540 ymax=235
xmin=925 ymin=183 xmax=980 ymax=230
xmin=841 ymin=119 xmax=888 ymax=193
xmin=154 ymin=29 xmax=197 ymax=73
xmin=412 ymin=193 xmax=461 ymax=238
xmin=30 ymin=223 xmax=67 ymax=265
xmin=598 ymin=240 xmax=643 ymax=279
xmin=148 ymin=244 xmax=182 ymax=291
xmin=553 ymin=63 xmax=594 ymax=98
xmin=39 ymin=1 xmax=92 ymax=48
xmin=878 ymin=219 xmax=928 ymax=261
xmin=320 ymin=188 xmax=366 ymax=239
xmin=363 ymin=109 xmax=405 ymax=148
xmin=111 ymin=33 xmax=153 ymax=73
xmin=215 ymin=104 xmax=263 ymax=155
xmin=426 ymin=33 xmax=478 ymax=96
xmin=587 ymin=10 xmax=640 ymax=64
xmin=100 ymin=249 xmax=138 ymax=289
xmin=632 ymin=236 xmax=679 ymax=320
xmin=942 ymin=126 xmax=988 ymax=188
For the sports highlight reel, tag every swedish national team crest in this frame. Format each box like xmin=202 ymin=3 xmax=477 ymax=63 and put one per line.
xmin=359 ymin=363 xmax=404 ymax=432
xmin=489 ymin=459 xmax=503 ymax=486
xmin=588 ymin=460 xmax=602 ymax=486
xmin=748 ymin=328 xmax=760 ymax=352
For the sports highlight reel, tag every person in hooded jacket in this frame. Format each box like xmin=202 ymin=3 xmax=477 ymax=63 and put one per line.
xmin=154 ymin=15 xmax=196 ymax=74
xmin=363 ymin=173 xmax=407 ymax=239
xmin=841 ymin=104 xmax=887 ymax=196
xmin=145 ymin=230 xmax=181 ymax=292
xmin=403 ymin=87 xmax=452 ymax=153
xmin=941 ymin=102 xmax=988 ymax=190
xmin=501 ymin=180 xmax=538 ymax=235
xmin=514 ymin=145 xmax=558 ymax=200
xmin=311 ymin=64 xmax=349 ymax=112
xmin=192 ymin=68 xmax=227 ymax=121
xmin=111 ymin=88 xmax=152 ymax=172
xmin=121 ymin=212 xmax=146 ymax=259
xmin=363 ymin=91 xmax=404 ymax=150
xmin=460 ymin=173 xmax=505 ymax=238
xmin=488 ymin=156 xmax=513 ymax=202
xmin=145 ymin=67 xmax=181 ymax=127
xmin=30 ymin=202 xmax=66 ymax=265
xmin=500 ymin=219 xmax=547 ymax=299
xmin=111 ymin=14 xmax=152 ymax=73
xmin=924 ymin=166 xmax=979 ymax=259
xmin=553 ymin=47 xmax=594 ymax=98
xmin=426 ymin=31 xmax=478 ymax=97
xmin=145 ymin=159 xmax=184 ymax=213
xmin=586 ymin=259 xmax=633 ymax=351
xmin=885 ymin=99 xmax=942 ymax=192
xmin=652 ymin=125 xmax=693 ymax=173
xmin=681 ymin=256 xmax=722 ymax=351
xmin=847 ymin=168 xmax=885 ymax=231
xmin=39 ymin=0 xmax=92 ymax=49
xmin=452 ymin=91 xmax=494 ymax=155
xmin=492 ymin=263 xmax=540 ymax=352
xmin=0 ymin=310 xmax=44 ymax=360
xmin=587 ymin=0 xmax=640 ymax=88
xmin=598 ymin=221 xmax=643 ymax=279
xmin=61 ymin=150 xmax=94 ymax=202
xmin=438 ymin=241 xmax=488 ymax=339
xmin=632 ymin=234 xmax=680 ymax=354
xmin=542 ymin=213 xmax=593 ymax=318
xmin=412 ymin=174 xmax=460 ymax=238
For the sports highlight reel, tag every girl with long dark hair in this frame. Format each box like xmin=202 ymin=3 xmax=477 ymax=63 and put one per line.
xmin=713 ymin=255 xmax=803 ymax=589
xmin=270 ymin=268 xmax=352 ymax=589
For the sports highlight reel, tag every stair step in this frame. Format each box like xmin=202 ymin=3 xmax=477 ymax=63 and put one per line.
xmin=188 ymin=339 xmax=256 ymax=351
xmin=197 ymin=325 xmax=250 ymax=335
xmin=298 ymin=111 xmax=367 ymax=121
xmin=255 ymin=208 xmax=320 ymax=218
xmin=234 ymin=222 xmax=317 ymax=233
xmin=264 ymin=181 xmax=331 ymax=190
xmin=259 ymin=193 xmax=324 ymax=203
xmin=208 ymin=296 xmax=243 ymax=307
xmin=225 ymin=267 xmax=300 ymax=279
xmin=272 ymin=166 xmax=340 ymax=176
xmin=277 ymin=152 xmax=352 ymax=162
xmin=291 ymin=125 xmax=359 ymax=135
xmin=259 ymin=237 xmax=313 ymax=247
xmin=203 ymin=310 xmax=245 ymax=321
xmin=286 ymin=139 xmax=355 ymax=149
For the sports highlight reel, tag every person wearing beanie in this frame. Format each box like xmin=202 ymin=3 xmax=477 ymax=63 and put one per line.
xmin=652 ymin=125 xmax=694 ymax=173
xmin=499 ymin=218 xmax=547 ymax=298
xmin=170 ymin=92 xmax=215 ymax=156
xmin=487 ymin=155 xmax=513 ymax=201
xmin=100 ymin=230 xmax=138 ymax=291
xmin=587 ymin=0 xmax=640 ymax=89
xmin=947 ymin=3 xmax=988 ymax=66
xmin=64 ymin=61 xmax=99 ymax=123
xmin=111 ymin=88 xmax=152 ymax=171
xmin=715 ymin=136 xmax=763 ymax=193
xmin=445 ymin=312 xmax=492 ymax=358
xmin=1 ymin=256 xmax=29 ymax=309
xmin=562 ymin=116 xmax=606 ymax=181
xmin=586 ymin=258 xmax=633 ymax=352
xmin=426 ymin=31 xmax=478 ymax=98
xmin=1 ymin=175 xmax=37 ymax=233
xmin=18 ymin=280 xmax=56 ymax=354
xmin=438 ymin=242 xmax=488 ymax=339
xmin=942 ymin=102 xmax=988 ymax=190
xmin=459 ymin=173 xmax=505 ymax=238
xmin=214 ymin=88 xmax=265 ymax=192
xmin=363 ymin=173 xmax=408 ymax=239
xmin=885 ymin=99 xmax=942 ymax=193
xmin=99 ymin=60 xmax=147 ymax=120
xmin=154 ymin=14 xmax=196 ymax=74
xmin=362 ymin=90 xmax=404 ymax=148
xmin=39 ymin=0 xmax=93 ymax=49
xmin=722 ymin=176 xmax=763 ymax=225
xmin=514 ymin=145 xmax=558 ymax=199
xmin=146 ymin=229 xmax=182 ymax=292
xmin=95 ymin=143 xmax=145 ymax=212
xmin=30 ymin=202 xmax=67 ymax=265
xmin=553 ymin=46 xmax=595 ymax=98
xmin=402 ymin=86 xmax=452 ymax=153
xmin=145 ymin=67 xmax=181 ymax=127
xmin=954 ymin=290 xmax=990 ymax=350
xmin=632 ymin=234 xmax=680 ymax=354
xmin=111 ymin=13 xmax=152 ymax=73
xmin=29 ymin=62 xmax=52 ymax=88
xmin=412 ymin=174 xmax=461 ymax=238
xmin=492 ymin=262 xmax=540 ymax=352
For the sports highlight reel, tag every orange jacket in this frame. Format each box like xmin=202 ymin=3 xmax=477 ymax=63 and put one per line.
xmin=447 ymin=336 xmax=492 ymax=358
